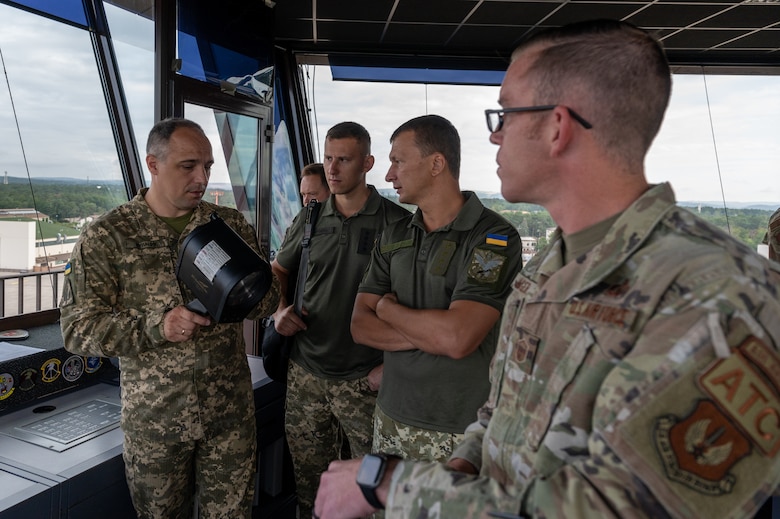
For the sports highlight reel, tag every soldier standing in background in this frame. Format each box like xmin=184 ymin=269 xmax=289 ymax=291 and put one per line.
xmin=271 ymin=121 xmax=409 ymax=517
xmin=60 ymin=118 xmax=280 ymax=519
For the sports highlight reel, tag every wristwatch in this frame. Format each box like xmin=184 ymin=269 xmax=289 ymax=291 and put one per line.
xmin=356 ymin=453 xmax=396 ymax=509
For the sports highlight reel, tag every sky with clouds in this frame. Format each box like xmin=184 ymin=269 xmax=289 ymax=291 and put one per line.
xmin=1 ymin=3 xmax=778 ymax=208
xmin=309 ymin=66 xmax=779 ymax=206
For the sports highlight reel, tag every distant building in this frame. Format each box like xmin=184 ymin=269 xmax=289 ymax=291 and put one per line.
xmin=521 ymin=236 xmax=538 ymax=263
xmin=0 ymin=208 xmax=51 ymax=222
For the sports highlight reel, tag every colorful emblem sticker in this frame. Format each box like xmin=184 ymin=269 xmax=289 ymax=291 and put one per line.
xmin=18 ymin=368 xmax=37 ymax=391
xmin=84 ymin=356 xmax=103 ymax=374
xmin=0 ymin=373 xmax=15 ymax=401
xmin=62 ymin=355 xmax=85 ymax=382
xmin=41 ymin=358 xmax=62 ymax=383
xmin=654 ymin=399 xmax=751 ymax=496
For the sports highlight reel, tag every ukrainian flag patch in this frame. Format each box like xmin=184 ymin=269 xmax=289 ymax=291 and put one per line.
xmin=64 ymin=262 xmax=72 ymax=275
xmin=485 ymin=233 xmax=508 ymax=247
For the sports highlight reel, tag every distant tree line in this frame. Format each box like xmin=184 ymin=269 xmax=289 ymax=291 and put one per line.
xmin=0 ymin=180 xmax=235 ymax=221
xmin=0 ymin=182 xmax=122 ymax=220
xmin=479 ymin=198 xmax=773 ymax=252
xmin=1 ymin=180 xmax=772 ymax=252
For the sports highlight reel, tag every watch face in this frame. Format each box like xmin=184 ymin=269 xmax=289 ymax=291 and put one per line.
xmin=357 ymin=455 xmax=384 ymax=487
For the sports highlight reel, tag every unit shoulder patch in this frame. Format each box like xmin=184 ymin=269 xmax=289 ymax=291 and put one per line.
xmin=654 ymin=399 xmax=751 ymax=495
xmin=467 ymin=247 xmax=506 ymax=284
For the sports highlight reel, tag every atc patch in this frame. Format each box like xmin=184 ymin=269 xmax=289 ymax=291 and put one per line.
xmin=654 ymin=399 xmax=751 ymax=495
xmin=698 ymin=336 xmax=780 ymax=457
xmin=467 ymin=247 xmax=506 ymax=284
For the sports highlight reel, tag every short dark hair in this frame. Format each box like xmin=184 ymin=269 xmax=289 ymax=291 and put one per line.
xmin=301 ymin=162 xmax=327 ymax=190
xmin=325 ymin=121 xmax=371 ymax=156
xmin=391 ymin=114 xmax=461 ymax=179
xmin=513 ymin=19 xmax=671 ymax=169
xmin=146 ymin=118 xmax=206 ymax=160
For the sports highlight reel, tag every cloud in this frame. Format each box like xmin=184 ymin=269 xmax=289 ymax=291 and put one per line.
xmin=1 ymin=4 xmax=777 ymax=206
xmin=313 ymin=67 xmax=780 ymax=205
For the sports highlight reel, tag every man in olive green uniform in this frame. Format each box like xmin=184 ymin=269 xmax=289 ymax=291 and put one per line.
xmin=299 ymin=162 xmax=330 ymax=206
xmin=352 ymin=115 xmax=522 ymax=463
xmin=271 ymin=122 xmax=409 ymax=517
xmin=60 ymin=118 xmax=280 ymax=519
xmin=314 ymin=20 xmax=780 ymax=519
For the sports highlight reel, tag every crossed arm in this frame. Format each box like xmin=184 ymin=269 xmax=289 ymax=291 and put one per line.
xmin=351 ymin=291 xmax=500 ymax=359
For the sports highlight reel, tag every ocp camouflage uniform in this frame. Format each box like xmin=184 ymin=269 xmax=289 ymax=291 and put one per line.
xmin=275 ymin=186 xmax=409 ymax=516
xmin=384 ymin=183 xmax=780 ymax=519
xmin=763 ymin=207 xmax=780 ymax=261
xmin=60 ymin=189 xmax=280 ymax=519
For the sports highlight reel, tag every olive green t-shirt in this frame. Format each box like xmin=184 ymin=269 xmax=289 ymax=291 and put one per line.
xmin=359 ymin=192 xmax=524 ymax=433
xmin=275 ymin=186 xmax=409 ymax=379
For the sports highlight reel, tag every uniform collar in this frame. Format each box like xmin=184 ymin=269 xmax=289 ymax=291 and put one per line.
xmin=409 ymin=191 xmax=483 ymax=232
xmin=528 ymin=182 xmax=677 ymax=296
xmin=319 ymin=184 xmax=383 ymax=219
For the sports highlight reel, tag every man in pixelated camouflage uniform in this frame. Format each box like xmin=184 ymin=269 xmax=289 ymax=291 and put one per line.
xmin=60 ymin=118 xmax=280 ymax=519
xmin=313 ymin=19 xmax=780 ymax=519
xmin=352 ymin=114 xmax=522 ymax=464
xmin=271 ymin=121 xmax=409 ymax=517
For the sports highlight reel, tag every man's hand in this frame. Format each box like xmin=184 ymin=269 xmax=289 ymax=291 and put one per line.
xmin=375 ymin=292 xmax=399 ymax=320
xmin=314 ymin=458 xmax=389 ymax=519
xmin=367 ymin=364 xmax=384 ymax=391
xmin=164 ymin=305 xmax=211 ymax=342
xmin=447 ymin=457 xmax=478 ymax=474
xmin=273 ymin=304 xmax=307 ymax=336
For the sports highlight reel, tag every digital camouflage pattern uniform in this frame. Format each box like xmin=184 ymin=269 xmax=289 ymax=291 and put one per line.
xmin=359 ymin=192 xmax=523 ymax=462
xmin=274 ymin=185 xmax=409 ymax=516
xmin=60 ymin=189 xmax=280 ymax=519
xmin=384 ymin=183 xmax=780 ymax=519
xmin=763 ymin=207 xmax=780 ymax=261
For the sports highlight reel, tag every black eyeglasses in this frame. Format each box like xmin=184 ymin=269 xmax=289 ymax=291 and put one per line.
xmin=484 ymin=105 xmax=593 ymax=133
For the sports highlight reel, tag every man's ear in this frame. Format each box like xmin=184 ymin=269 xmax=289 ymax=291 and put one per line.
xmin=430 ymin=153 xmax=445 ymax=177
xmin=549 ymin=106 xmax=574 ymax=157
xmin=363 ymin=154 xmax=375 ymax=173
xmin=146 ymin=155 xmax=159 ymax=176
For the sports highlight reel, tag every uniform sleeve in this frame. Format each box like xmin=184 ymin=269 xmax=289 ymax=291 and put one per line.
xmin=386 ymin=460 xmax=525 ymax=518
xmin=519 ymin=277 xmax=780 ymax=518
xmin=453 ymin=220 xmax=523 ymax=312
xmin=59 ymin=226 xmax=168 ymax=358
xmin=357 ymin=228 xmax=394 ymax=296
xmin=387 ymin=271 xmax=780 ymax=518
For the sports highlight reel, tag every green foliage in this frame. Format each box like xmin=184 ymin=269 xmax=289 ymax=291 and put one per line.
xmin=0 ymin=179 xmax=235 ymax=221
xmin=0 ymin=180 xmax=771 ymax=253
xmin=478 ymin=198 xmax=773 ymax=252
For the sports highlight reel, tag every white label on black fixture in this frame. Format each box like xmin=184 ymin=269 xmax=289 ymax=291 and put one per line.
xmin=194 ymin=240 xmax=231 ymax=281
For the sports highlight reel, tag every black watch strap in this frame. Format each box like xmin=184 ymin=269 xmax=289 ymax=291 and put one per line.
xmin=360 ymin=483 xmax=384 ymax=510
xmin=357 ymin=453 xmax=400 ymax=510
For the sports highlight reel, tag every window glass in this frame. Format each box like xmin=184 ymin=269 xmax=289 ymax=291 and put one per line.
xmin=270 ymin=119 xmax=303 ymax=257
xmin=311 ymin=65 xmax=779 ymax=255
xmin=0 ymin=4 xmax=123 ymax=316
xmin=104 ymin=2 xmax=155 ymax=182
